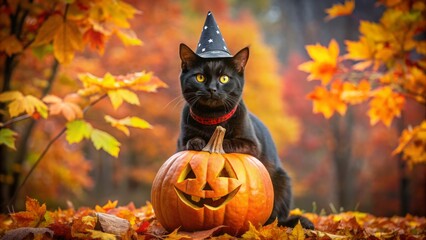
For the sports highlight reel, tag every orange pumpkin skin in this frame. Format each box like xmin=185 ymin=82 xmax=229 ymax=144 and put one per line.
xmin=151 ymin=127 xmax=274 ymax=236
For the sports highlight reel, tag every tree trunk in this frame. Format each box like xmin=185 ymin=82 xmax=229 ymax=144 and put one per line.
xmin=330 ymin=109 xmax=355 ymax=210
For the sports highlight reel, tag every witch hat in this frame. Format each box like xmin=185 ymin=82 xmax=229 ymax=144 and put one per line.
xmin=195 ymin=11 xmax=232 ymax=58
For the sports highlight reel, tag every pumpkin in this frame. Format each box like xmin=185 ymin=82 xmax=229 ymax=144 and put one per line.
xmin=151 ymin=126 xmax=274 ymax=235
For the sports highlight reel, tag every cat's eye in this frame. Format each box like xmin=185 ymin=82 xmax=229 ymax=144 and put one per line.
xmin=219 ymin=75 xmax=229 ymax=84
xmin=196 ymin=74 xmax=205 ymax=83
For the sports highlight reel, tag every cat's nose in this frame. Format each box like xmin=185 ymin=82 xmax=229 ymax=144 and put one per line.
xmin=208 ymin=88 xmax=217 ymax=93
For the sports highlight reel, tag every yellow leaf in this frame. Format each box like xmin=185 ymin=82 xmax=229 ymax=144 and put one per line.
xmin=367 ymin=87 xmax=405 ymax=127
xmin=165 ymin=228 xmax=191 ymax=240
xmin=0 ymin=91 xmax=23 ymax=102
xmin=105 ymin=115 xmax=152 ymax=136
xmin=53 ymin=20 xmax=83 ymax=64
xmin=345 ymin=37 xmax=374 ymax=61
xmin=298 ymin=39 xmax=340 ymax=85
xmin=0 ymin=35 xmax=23 ymax=55
xmin=360 ymin=21 xmax=391 ymax=42
xmin=325 ymin=0 xmax=355 ymax=20
xmin=107 ymin=89 xmax=140 ymax=109
xmin=290 ymin=221 xmax=305 ymax=240
xmin=1 ymin=92 xmax=48 ymax=118
xmin=90 ymin=129 xmax=121 ymax=157
xmin=32 ymin=14 xmax=63 ymax=46
xmin=87 ymin=230 xmax=116 ymax=240
xmin=115 ymin=29 xmax=142 ymax=46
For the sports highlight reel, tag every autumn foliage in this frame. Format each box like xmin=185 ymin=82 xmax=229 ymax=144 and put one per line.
xmin=0 ymin=197 xmax=425 ymax=239
xmin=299 ymin=0 xmax=426 ymax=169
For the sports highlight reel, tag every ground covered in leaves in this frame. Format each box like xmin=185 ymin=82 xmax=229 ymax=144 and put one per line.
xmin=1 ymin=197 xmax=425 ymax=239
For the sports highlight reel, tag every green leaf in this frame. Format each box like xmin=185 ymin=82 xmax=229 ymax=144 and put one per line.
xmin=0 ymin=128 xmax=17 ymax=150
xmin=66 ymin=120 xmax=93 ymax=144
xmin=90 ymin=129 xmax=120 ymax=157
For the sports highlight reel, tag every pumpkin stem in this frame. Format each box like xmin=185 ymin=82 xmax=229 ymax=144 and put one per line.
xmin=202 ymin=126 xmax=226 ymax=154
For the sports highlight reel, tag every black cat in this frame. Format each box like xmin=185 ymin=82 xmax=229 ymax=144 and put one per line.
xmin=177 ymin=43 xmax=314 ymax=229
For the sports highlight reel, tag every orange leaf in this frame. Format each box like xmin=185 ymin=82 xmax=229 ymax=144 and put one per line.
xmin=83 ymin=27 xmax=107 ymax=54
xmin=10 ymin=197 xmax=46 ymax=228
xmin=43 ymin=95 xmax=83 ymax=121
xmin=341 ymin=80 xmax=371 ymax=104
xmin=0 ymin=35 xmax=23 ymax=55
xmin=53 ymin=20 xmax=83 ymax=64
xmin=299 ymin=39 xmax=340 ymax=85
xmin=95 ymin=200 xmax=118 ymax=213
xmin=307 ymin=82 xmax=347 ymax=119
xmin=367 ymin=87 xmax=405 ymax=127
xmin=325 ymin=0 xmax=355 ymax=20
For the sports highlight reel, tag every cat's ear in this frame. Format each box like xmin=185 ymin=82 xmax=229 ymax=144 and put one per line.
xmin=180 ymin=43 xmax=198 ymax=70
xmin=233 ymin=47 xmax=249 ymax=73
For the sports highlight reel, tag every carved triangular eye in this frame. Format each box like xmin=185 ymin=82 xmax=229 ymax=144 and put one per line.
xmin=218 ymin=161 xmax=237 ymax=179
xmin=178 ymin=164 xmax=196 ymax=183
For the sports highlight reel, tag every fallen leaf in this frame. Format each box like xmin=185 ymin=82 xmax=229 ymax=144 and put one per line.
xmin=2 ymin=227 xmax=53 ymax=240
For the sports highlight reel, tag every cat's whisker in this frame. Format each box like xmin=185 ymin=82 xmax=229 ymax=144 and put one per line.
xmin=162 ymin=95 xmax=185 ymax=111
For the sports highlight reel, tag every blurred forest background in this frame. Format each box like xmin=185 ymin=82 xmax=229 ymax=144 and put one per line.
xmin=1 ymin=0 xmax=425 ymax=217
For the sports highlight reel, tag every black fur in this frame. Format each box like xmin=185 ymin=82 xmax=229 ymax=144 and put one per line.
xmin=177 ymin=43 xmax=314 ymax=229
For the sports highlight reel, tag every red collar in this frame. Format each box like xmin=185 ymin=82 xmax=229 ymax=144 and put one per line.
xmin=190 ymin=106 xmax=238 ymax=125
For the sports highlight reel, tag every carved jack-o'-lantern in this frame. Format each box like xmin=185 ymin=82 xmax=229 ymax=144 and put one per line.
xmin=151 ymin=126 xmax=274 ymax=235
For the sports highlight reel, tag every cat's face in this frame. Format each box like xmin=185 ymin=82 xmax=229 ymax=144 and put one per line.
xmin=179 ymin=44 xmax=249 ymax=111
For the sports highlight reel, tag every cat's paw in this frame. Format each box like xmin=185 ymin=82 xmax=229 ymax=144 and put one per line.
xmin=186 ymin=138 xmax=206 ymax=151
xmin=279 ymin=215 xmax=315 ymax=230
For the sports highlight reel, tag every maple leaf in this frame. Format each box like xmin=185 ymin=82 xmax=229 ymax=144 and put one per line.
xmin=107 ymin=89 xmax=140 ymax=109
xmin=165 ymin=228 xmax=191 ymax=240
xmin=340 ymin=80 xmax=371 ymax=104
xmin=114 ymin=28 xmax=143 ymax=46
xmin=83 ymin=27 xmax=107 ymax=54
xmin=95 ymin=200 xmax=118 ymax=213
xmin=290 ymin=221 xmax=305 ymax=240
xmin=367 ymin=87 xmax=405 ymax=127
xmin=71 ymin=215 xmax=97 ymax=238
xmin=0 ymin=35 xmax=23 ymax=55
xmin=79 ymin=71 xmax=167 ymax=93
xmin=66 ymin=120 xmax=93 ymax=144
xmin=0 ymin=91 xmax=48 ymax=119
xmin=53 ymin=19 xmax=84 ymax=64
xmin=345 ymin=37 xmax=375 ymax=65
xmin=307 ymin=82 xmax=347 ymax=119
xmin=87 ymin=229 xmax=116 ymax=240
xmin=90 ymin=129 xmax=121 ymax=157
xmin=393 ymin=121 xmax=426 ymax=168
xmin=298 ymin=39 xmax=340 ymax=85
xmin=325 ymin=0 xmax=355 ymax=20
xmin=10 ymin=197 xmax=47 ymax=228
xmin=0 ymin=128 xmax=18 ymax=150
xmin=43 ymin=95 xmax=83 ymax=121
xmin=32 ymin=14 xmax=63 ymax=46
xmin=104 ymin=115 xmax=152 ymax=136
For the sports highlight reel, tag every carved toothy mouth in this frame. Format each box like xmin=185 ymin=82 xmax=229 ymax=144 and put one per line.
xmin=174 ymin=186 xmax=240 ymax=210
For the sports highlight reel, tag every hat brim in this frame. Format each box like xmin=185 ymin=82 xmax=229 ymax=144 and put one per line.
xmin=196 ymin=50 xmax=233 ymax=58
